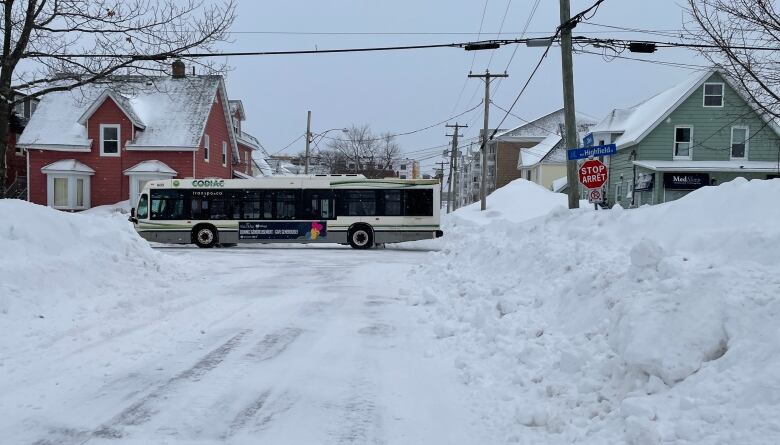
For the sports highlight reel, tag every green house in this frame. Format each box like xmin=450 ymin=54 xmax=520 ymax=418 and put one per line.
xmin=587 ymin=68 xmax=780 ymax=207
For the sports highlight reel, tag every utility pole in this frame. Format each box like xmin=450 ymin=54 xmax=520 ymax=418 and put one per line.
xmin=446 ymin=144 xmax=454 ymax=213
xmin=559 ymin=0 xmax=580 ymax=209
xmin=304 ymin=110 xmax=312 ymax=174
xmin=446 ymin=123 xmax=467 ymax=211
xmin=438 ymin=160 xmax=446 ymax=209
xmin=469 ymin=70 xmax=508 ymax=211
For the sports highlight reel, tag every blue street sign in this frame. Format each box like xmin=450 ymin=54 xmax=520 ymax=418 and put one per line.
xmin=583 ymin=133 xmax=594 ymax=148
xmin=567 ymin=143 xmax=617 ymax=161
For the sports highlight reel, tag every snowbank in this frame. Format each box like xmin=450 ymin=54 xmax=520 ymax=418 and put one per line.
xmin=408 ymin=178 xmax=780 ymax=444
xmin=0 ymin=200 xmax=180 ymax=356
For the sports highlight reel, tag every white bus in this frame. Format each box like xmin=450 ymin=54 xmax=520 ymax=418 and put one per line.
xmin=129 ymin=175 xmax=443 ymax=249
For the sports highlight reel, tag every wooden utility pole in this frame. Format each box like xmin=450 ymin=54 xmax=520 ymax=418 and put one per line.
xmin=559 ymin=0 xmax=580 ymax=209
xmin=304 ymin=110 xmax=312 ymax=174
xmin=446 ymin=123 xmax=467 ymax=211
xmin=469 ymin=70 xmax=508 ymax=211
xmin=446 ymin=144 xmax=454 ymax=214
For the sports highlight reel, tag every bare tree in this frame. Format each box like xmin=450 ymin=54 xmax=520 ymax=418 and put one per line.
xmin=375 ymin=132 xmax=400 ymax=170
xmin=327 ymin=124 xmax=377 ymax=171
xmin=0 ymin=0 xmax=236 ymax=196
xmin=686 ymin=0 xmax=780 ymax=118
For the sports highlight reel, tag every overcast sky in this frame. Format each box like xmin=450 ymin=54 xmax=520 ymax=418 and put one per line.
xmin=216 ymin=0 xmax=703 ymax=173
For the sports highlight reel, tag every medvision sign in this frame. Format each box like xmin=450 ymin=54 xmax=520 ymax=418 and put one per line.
xmin=663 ymin=173 xmax=710 ymax=190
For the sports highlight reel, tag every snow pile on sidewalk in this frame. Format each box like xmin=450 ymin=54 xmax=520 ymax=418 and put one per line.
xmin=408 ymin=178 xmax=780 ymax=444
xmin=0 ymin=200 xmax=180 ymax=355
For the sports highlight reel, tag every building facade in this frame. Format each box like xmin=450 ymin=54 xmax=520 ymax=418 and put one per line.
xmin=589 ymin=68 xmax=780 ymax=207
xmin=19 ymin=61 xmax=261 ymax=211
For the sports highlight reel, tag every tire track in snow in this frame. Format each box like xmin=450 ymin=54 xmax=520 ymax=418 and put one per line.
xmin=90 ymin=329 xmax=250 ymax=439
xmin=245 ymin=327 xmax=303 ymax=362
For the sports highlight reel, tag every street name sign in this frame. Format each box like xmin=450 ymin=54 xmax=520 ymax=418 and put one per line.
xmin=567 ymin=143 xmax=617 ymax=161
xmin=579 ymin=159 xmax=608 ymax=189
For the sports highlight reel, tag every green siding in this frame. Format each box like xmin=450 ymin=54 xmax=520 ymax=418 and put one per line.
xmin=606 ymin=71 xmax=780 ymax=207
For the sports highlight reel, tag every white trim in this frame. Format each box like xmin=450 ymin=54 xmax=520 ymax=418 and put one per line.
xmin=673 ymin=125 xmax=693 ymax=160
xmin=125 ymin=145 xmax=198 ymax=151
xmin=77 ymin=90 xmax=146 ymax=129
xmin=18 ymin=143 xmax=91 ymax=152
xmin=730 ymin=125 xmax=749 ymax=160
xmin=633 ymin=159 xmax=779 ymax=172
xmin=45 ymin=172 xmax=91 ymax=210
xmin=99 ymin=124 xmax=121 ymax=157
xmin=204 ymin=134 xmax=210 ymax=162
xmin=26 ymin=149 xmax=30 ymax=201
xmin=703 ymin=82 xmax=725 ymax=108
xmin=222 ymin=140 xmax=227 ymax=167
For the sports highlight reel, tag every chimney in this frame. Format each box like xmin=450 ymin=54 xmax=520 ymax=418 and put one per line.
xmin=172 ymin=59 xmax=185 ymax=78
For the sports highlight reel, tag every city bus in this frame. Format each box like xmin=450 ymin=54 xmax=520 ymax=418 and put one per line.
xmin=129 ymin=175 xmax=443 ymax=249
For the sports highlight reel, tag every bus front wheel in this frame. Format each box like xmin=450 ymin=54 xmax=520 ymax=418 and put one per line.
xmin=348 ymin=225 xmax=374 ymax=249
xmin=193 ymin=224 xmax=218 ymax=248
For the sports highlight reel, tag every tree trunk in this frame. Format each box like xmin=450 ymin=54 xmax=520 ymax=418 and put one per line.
xmin=0 ymin=86 xmax=9 ymax=198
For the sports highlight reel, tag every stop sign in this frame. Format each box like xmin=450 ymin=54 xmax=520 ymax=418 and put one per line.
xmin=578 ymin=159 xmax=608 ymax=189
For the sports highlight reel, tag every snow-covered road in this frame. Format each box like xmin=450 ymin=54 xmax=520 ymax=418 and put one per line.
xmin=1 ymin=246 xmax=487 ymax=445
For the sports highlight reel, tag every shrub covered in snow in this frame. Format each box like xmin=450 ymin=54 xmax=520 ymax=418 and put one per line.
xmin=409 ymin=178 xmax=780 ymax=444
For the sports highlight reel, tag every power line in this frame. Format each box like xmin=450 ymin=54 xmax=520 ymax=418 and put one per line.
xmin=494 ymin=0 xmax=541 ymax=95
xmin=270 ymin=134 xmax=305 ymax=155
xmin=451 ymin=0 xmax=492 ymax=113
xmin=487 ymin=0 xmax=514 ymax=69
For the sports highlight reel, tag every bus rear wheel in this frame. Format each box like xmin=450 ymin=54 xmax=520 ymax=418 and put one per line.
xmin=193 ymin=225 xmax=218 ymax=248
xmin=348 ymin=225 xmax=374 ymax=249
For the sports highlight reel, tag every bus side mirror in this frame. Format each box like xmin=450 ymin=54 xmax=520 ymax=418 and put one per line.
xmin=130 ymin=208 xmax=136 ymax=218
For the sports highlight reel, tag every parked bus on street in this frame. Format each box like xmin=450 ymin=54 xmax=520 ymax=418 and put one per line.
xmin=129 ymin=175 xmax=443 ymax=249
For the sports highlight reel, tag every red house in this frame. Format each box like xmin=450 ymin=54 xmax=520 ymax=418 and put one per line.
xmin=18 ymin=60 xmax=260 ymax=210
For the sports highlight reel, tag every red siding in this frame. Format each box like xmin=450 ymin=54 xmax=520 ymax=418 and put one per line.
xmin=28 ymin=90 xmax=235 ymax=208
xmin=236 ymin=143 xmax=253 ymax=175
xmin=196 ymin=89 xmax=233 ymax=178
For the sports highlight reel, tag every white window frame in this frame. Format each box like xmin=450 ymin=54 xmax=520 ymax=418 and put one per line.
xmin=673 ymin=125 xmax=693 ymax=160
xmin=204 ymin=134 xmax=210 ymax=162
xmin=99 ymin=124 xmax=121 ymax=157
xmin=703 ymin=82 xmax=724 ymax=108
xmin=730 ymin=125 xmax=749 ymax=160
xmin=15 ymin=144 xmax=24 ymax=156
xmin=222 ymin=141 xmax=227 ymax=166
xmin=46 ymin=173 xmax=91 ymax=210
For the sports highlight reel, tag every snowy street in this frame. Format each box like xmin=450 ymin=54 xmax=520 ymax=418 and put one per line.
xmin=0 ymin=245 xmax=486 ymax=445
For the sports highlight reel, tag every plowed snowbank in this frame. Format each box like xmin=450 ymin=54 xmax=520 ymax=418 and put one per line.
xmin=409 ymin=178 xmax=780 ymax=444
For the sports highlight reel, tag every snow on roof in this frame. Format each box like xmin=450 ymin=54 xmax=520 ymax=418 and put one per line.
xmin=494 ymin=108 xmax=597 ymax=140
xmin=237 ymin=131 xmax=261 ymax=150
xmin=252 ymin=157 xmax=275 ymax=177
xmin=551 ymin=176 xmax=567 ymax=192
xmin=228 ymin=100 xmax=245 ymax=120
xmin=634 ymin=160 xmax=780 ymax=173
xmin=519 ymin=134 xmax=563 ymax=168
xmin=20 ymin=76 xmax=223 ymax=150
xmin=77 ymin=90 xmax=146 ymax=130
xmin=233 ymin=170 xmax=253 ymax=179
xmin=590 ymin=69 xmax=721 ymax=149
xmin=123 ymin=160 xmax=177 ymax=175
xmin=41 ymin=159 xmax=95 ymax=174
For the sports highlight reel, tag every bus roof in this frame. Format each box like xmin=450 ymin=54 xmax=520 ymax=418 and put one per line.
xmin=143 ymin=176 xmax=440 ymax=191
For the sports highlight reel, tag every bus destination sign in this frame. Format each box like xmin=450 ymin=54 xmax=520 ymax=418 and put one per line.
xmin=239 ymin=221 xmax=327 ymax=241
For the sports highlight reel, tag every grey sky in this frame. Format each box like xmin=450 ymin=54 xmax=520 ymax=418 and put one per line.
xmin=217 ymin=0 xmax=703 ymax=173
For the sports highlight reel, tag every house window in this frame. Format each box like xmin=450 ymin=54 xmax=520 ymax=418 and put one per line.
xmin=15 ymin=144 xmax=23 ymax=156
xmin=399 ymin=174 xmax=406 ymax=179
xmin=674 ymin=126 xmax=693 ymax=159
xmin=703 ymin=83 xmax=724 ymax=107
xmin=100 ymin=124 xmax=120 ymax=156
xmin=204 ymin=134 xmax=210 ymax=162
xmin=47 ymin=175 xmax=90 ymax=210
xmin=731 ymin=126 xmax=748 ymax=159
xmin=400 ymin=164 xmax=407 ymax=170
xmin=245 ymin=152 xmax=250 ymax=172
xmin=222 ymin=141 xmax=227 ymax=166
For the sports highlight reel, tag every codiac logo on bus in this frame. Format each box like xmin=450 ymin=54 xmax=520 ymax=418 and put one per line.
xmin=172 ymin=180 xmax=181 ymax=187
xmin=191 ymin=179 xmax=225 ymax=187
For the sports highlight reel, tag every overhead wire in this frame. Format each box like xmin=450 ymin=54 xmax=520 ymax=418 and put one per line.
xmin=450 ymin=0 xmax=491 ymax=113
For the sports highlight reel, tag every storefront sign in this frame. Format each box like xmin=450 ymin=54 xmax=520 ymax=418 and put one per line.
xmin=663 ymin=173 xmax=709 ymax=190
xmin=634 ymin=173 xmax=655 ymax=192
xmin=239 ymin=221 xmax=327 ymax=240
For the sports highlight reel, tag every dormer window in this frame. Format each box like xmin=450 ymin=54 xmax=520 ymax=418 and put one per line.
xmin=703 ymin=83 xmax=724 ymax=107
xmin=100 ymin=124 xmax=120 ymax=156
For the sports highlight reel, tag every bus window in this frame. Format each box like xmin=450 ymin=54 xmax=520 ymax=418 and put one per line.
xmin=381 ymin=190 xmax=402 ymax=216
xmin=137 ymin=194 xmax=148 ymax=219
xmin=404 ymin=189 xmax=433 ymax=216
xmin=242 ymin=190 xmax=262 ymax=219
xmin=301 ymin=190 xmax=334 ymax=220
xmin=337 ymin=190 xmax=377 ymax=216
xmin=151 ymin=190 xmax=189 ymax=220
xmin=274 ymin=190 xmax=299 ymax=219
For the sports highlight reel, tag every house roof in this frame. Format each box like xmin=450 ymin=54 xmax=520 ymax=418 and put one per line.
xmin=19 ymin=76 xmax=236 ymax=155
xmin=519 ymin=134 xmax=563 ymax=168
xmin=236 ymin=130 xmax=262 ymax=150
xmin=41 ymin=159 xmax=95 ymax=174
xmin=551 ymin=176 xmax=567 ymax=193
xmin=253 ymin=158 xmax=275 ymax=177
xmin=77 ymin=89 xmax=146 ymax=129
xmin=123 ymin=160 xmax=177 ymax=175
xmin=229 ymin=100 xmax=245 ymax=121
xmin=591 ymin=68 xmax=780 ymax=149
xmin=634 ymin=160 xmax=780 ymax=173
xmin=494 ymin=108 xmax=597 ymax=140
